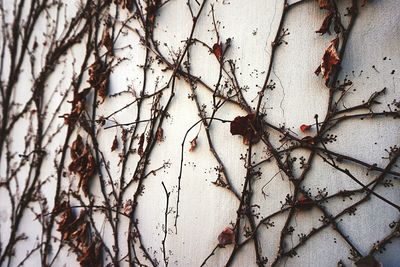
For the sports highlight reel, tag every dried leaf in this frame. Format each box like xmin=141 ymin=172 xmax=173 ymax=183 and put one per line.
xmin=189 ymin=136 xmax=197 ymax=152
xmin=123 ymin=199 xmax=133 ymax=216
xmin=218 ymin=227 xmax=235 ymax=246
xmin=146 ymin=0 xmax=161 ymax=24
xmin=156 ymin=127 xmax=164 ymax=142
xmin=56 ymin=201 xmax=75 ymax=240
xmin=300 ymin=124 xmax=312 ymax=132
xmin=63 ymin=88 xmax=91 ymax=126
xmin=77 ymin=238 xmax=102 ymax=267
xmin=114 ymin=0 xmax=134 ymax=11
xmin=71 ymin=221 xmax=90 ymax=248
xmin=70 ymin=135 xmax=84 ymax=160
xmin=111 ymin=135 xmax=119 ymax=151
xmin=317 ymin=0 xmax=331 ymax=9
xmin=69 ymin=135 xmax=96 ymax=196
xmin=58 ymin=209 xmax=86 ymax=241
xmin=212 ymin=43 xmax=222 ymax=60
xmin=315 ymin=38 xmax=340 ymax=86
xmin=88 ymin=57 xmax=110 ymax=104
xmin=80 ymin=146 xmax=95 ymax=196
xmin=230 ymin=114 xmax=261 ymax=144
xmin=100 ymin=28 xmax=113 ymax=54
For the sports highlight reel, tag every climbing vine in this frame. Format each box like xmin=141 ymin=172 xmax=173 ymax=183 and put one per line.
xmin=0 ymin=0 xmax=399 ymax=266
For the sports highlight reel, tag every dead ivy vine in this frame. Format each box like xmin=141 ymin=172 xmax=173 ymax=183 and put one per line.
xmin=0 ymin=0 xmax=399 ymax=266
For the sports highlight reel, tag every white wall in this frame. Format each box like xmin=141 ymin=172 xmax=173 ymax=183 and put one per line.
xmin=0 ymin=0 xmax=399 ymax=266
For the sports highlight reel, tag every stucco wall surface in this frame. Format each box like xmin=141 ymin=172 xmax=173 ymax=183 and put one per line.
xmin=0 ymin=0 xmax=399 ymax=266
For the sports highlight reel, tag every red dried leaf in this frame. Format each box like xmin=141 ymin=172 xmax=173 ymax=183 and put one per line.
xmin=111 ymin=135 xmax=119 ymax=151
xmin=88 ymin=57 xmax=110 ymax=104
xmin=56 ymin=206 xmax=102 ymax=267
xmin=70 ymin=134 xmax=84 ymax=160
xmin=218 ymin=227 xmax=235 ymax=246
xmin=100 ymin=28 xmax=113 ymax=54
xmin=69 ymin=135 xmax=96 ymax=196
xmin=77 ymin=239 xmax=102 ymax=267
xmin=114 ymin=0 xmax=134 ymax=11
xmin=71 ymin=221 xmax=90 ymax=248
xmin=56 ymin=201 xmax=75 ymax=240
xmin=296 ymin=193 xmax=314 ymax=211
xmin=123 ymin=199 xmax=133 ymax=216
xmin=300 ymin=124 xmax=312 ymax=132
xmin=315 ymin=38 xmax=340 ymax=86
xmin=58 ymin=209 xmax=86 ymax=241
xmin=156 ymin=127 xmax=164 ymax=142
xmin=212 ymin=43 xmax=222 ymax=60
xmin=189 ymin=136 xmax=197 ymax=152
xmin=317 ymin=0 xmax=331 ymax=9
xmin=230 ymin=114 xmax=261 ymax=144
xmin=63 ymin=88 xmax=91 ymax=126
xmin=145 ymin=0 xmax=161 ymax=24
xmin=81 ymin=146 xmax=95 ymax=196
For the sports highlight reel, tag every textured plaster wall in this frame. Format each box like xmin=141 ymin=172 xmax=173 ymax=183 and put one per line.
xmin=0 ymin=0 xmax=399 ymax=266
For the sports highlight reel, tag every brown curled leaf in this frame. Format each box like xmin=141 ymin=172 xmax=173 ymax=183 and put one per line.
xmin=146 ymin=0 xmax=161 ymax=24
xmin=71 ymin=221 xmax=90 ymax=248
xmin=111 ymin=135 xmax=119 ymax=151
xmin=69 ymin=135 xmax=96 ymax=197
xmin=189 ymin=136 xmax=197 ymax=152
xmin=58 ymin=209 xmax=86 ymax=241
xmin=230 ymin=114 xmax=261 ymax=145
xmin=63 ymin=88 xmax=91 ymax=126
xmin=114 ymin=0 xmax=134 ymax=11
xmin=212 ymin=43 xmax=222 ymax=60
xmin=56 ymin=201 xmax=75 ymax=240
xmin=77 ymin=238 xmax=103 ymax=267
xmin=123 ymin=199 xmax=133 ymax=216
xmin=156 ymin=127 xmax=164 ymax=142
xmin=315 ymin=37 xmax=340 ymax=86
xmin=88 ymin=56 xmax=110 ymax=104
xmin=100 ymin=28 xmax=113 ymax=54
xmin=218 ymin=227 xmax=235 ymax=246
xmin=317 ymin=0 xmax=331 ymax=9
xmin=70 ymin=134 xmax=84 ymax=160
